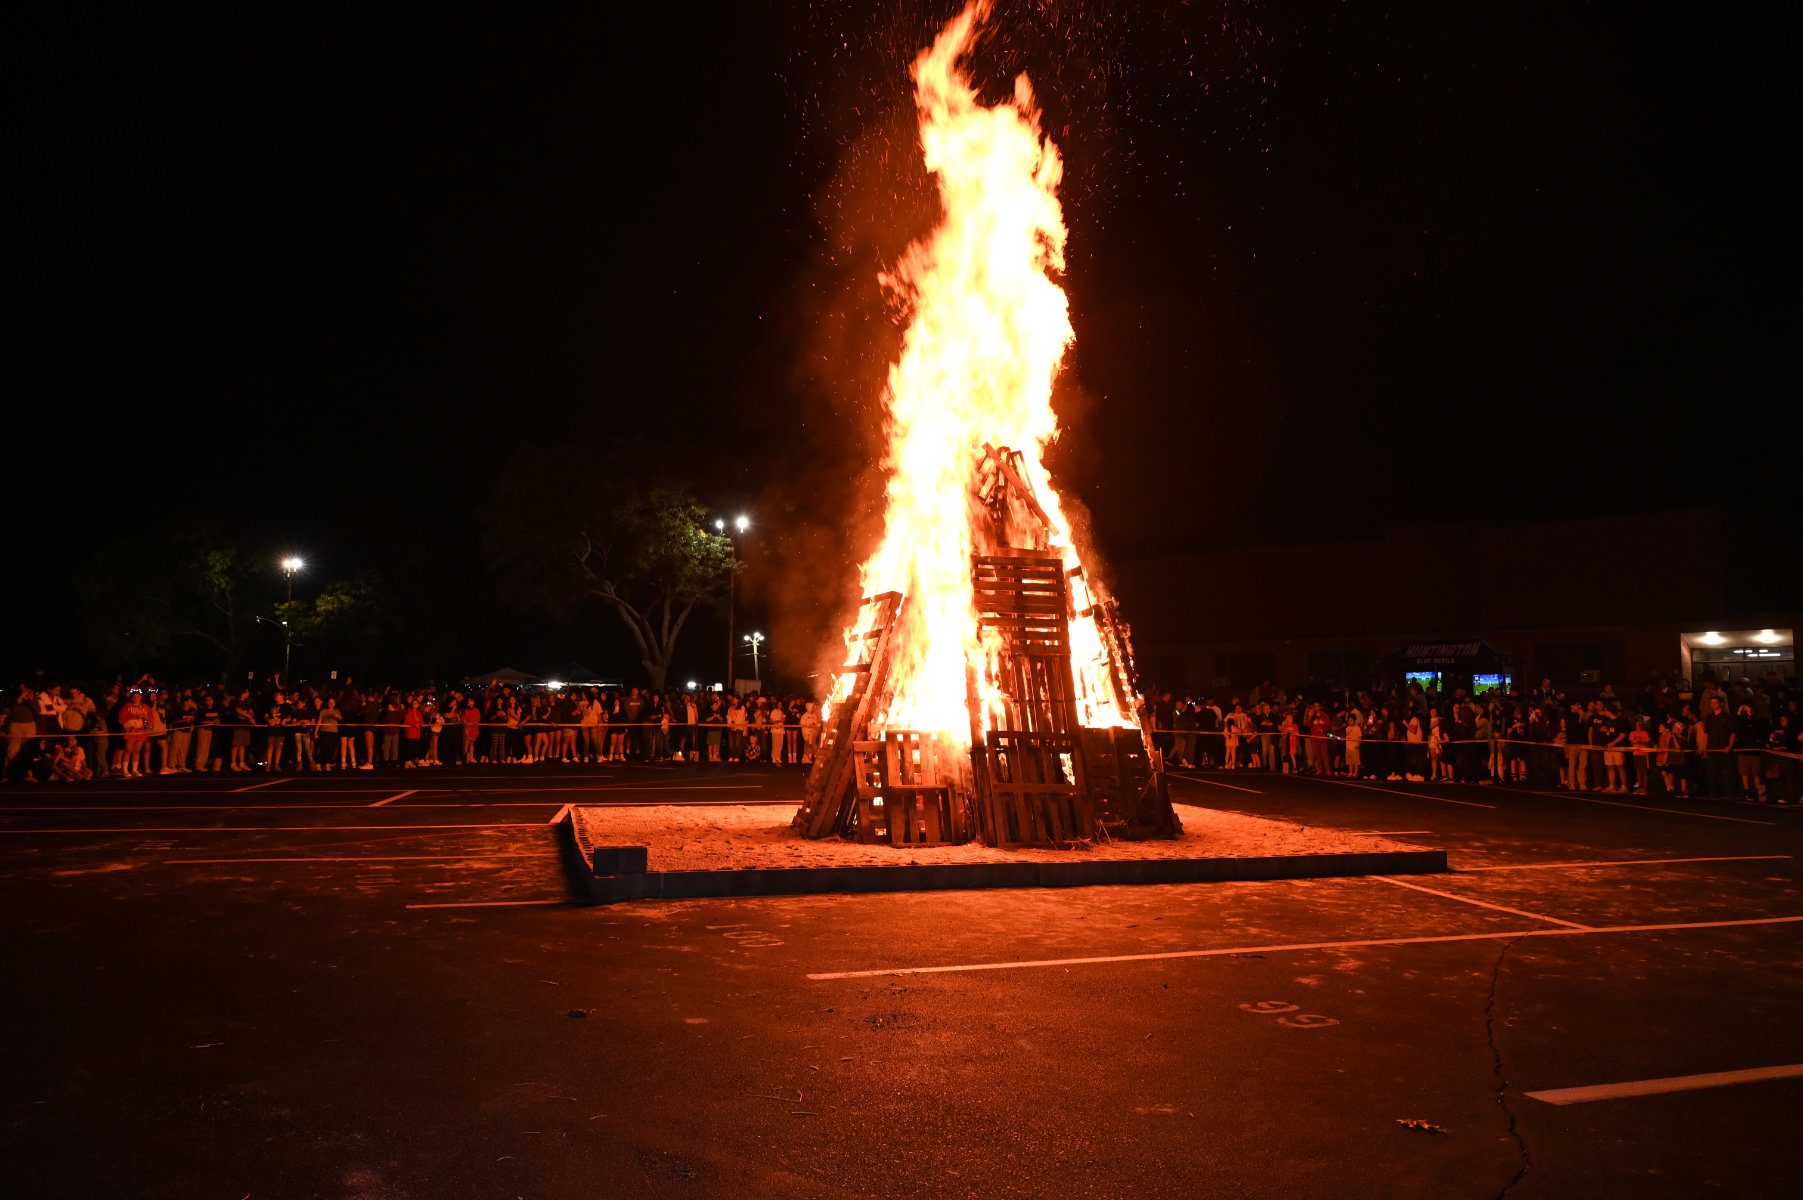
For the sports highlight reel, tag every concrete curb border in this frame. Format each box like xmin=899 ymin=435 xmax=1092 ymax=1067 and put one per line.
xmin=562 ymin=807 xmax=1448 ymax=904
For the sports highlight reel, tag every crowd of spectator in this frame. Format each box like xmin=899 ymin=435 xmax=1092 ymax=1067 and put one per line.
xmin=1144 ymin=671 xmax=1802 ymax=804
xmin=8 ymin=668 xmax=1799 ymax=805
xmin=2 ymin=677 xmax=825 ymax=783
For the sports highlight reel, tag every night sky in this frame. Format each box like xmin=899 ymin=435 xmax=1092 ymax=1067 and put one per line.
xmin=14 ymin=1 xmax=1795 ymax=684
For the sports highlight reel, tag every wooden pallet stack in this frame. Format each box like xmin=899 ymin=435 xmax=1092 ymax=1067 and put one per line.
xmin=1080 ymin=726 xmax=1180 ymax=840
xmin=1069 ymin=562 xmax=1139 ymax=719
xmin=791 ymin=591 xmax=904 ymax=840
xmin=794 ymin=445 xmax=1180 ymax=849
xmin=853 ymin=731 xmax=962 ymax=846
xmin=968 ymin=550 xmax=1093 ymax=847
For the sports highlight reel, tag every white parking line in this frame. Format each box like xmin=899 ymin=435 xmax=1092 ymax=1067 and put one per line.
xmin=805 ymin=915 xmax=1803 ymax=980
xmin=0 ymin=823 xmax=557 ymax=834
xmin=6 ymin=783 xmax=768 ymax=798
xmin=405 ymin=898 xmax=568 ymax=909
xmin=1461 ymin=855 xmax=1792 ymax=872
xmin=1309 ymin=777 xmax=1495 ymax=809
xmin=0 ymin=797 xmax=785 ymax=812
xmin=1487 ymin=784 xmax=1776 ymax=826
xmin=1372 ymin=875 xmax=1591 ymax=929
xmin=166 ymin=854 xmax=544 ymax=863
xmin=377 ymin=774 xmax=614 ymax=781
xmin=1524 ymin=1063 xmax=1803 ymax=1105
xmin=1173 ymin=774 xmax=1264 ymax=794
xmin=1557 ymin=793 xmax=1779 ymax=826
xmin=432 ymin=784 xmax=769 ymax=795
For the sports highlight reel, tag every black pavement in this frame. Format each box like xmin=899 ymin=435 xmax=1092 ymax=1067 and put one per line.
xmin=4 ymin=762 xmax=1800 ymax=1198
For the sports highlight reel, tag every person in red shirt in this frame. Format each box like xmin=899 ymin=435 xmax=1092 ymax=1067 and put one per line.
xmin=1628 ymin=716 xmax=1654 ymax=795
xmin=460 ymin=696 xmax=481 ymax=765
xmin=402 ymin=697 xmax=424 ymax=767
xmin=1307 ymin=705 xmax=1333 ymax=775
xmin=118 ymin=692 xmax=153 ymax=777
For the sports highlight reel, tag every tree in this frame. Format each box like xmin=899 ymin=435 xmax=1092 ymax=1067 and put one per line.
xmin=275 ymin=576 xmax=382 ymax=675
xmin=78 ymin=533 xmax=388 ymax=683
xmin=187 ymin=543 xmax=264 ymax=678
xmin=481 ymin=444 xmax=736 ymax=689
xmin=78 ymin=535 xmax=264 ymax=680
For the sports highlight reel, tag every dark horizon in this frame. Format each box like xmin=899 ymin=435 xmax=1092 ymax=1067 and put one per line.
xmin=13 ymin=1 xmax=1795 ymax=685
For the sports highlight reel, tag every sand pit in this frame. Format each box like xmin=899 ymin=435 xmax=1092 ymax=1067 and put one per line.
xmin=572 ymin=802 xmax=1425 ymax=872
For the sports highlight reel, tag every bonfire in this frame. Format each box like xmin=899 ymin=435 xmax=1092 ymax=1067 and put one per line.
xmin=794 ymin=1 xmax=1178 ymax=849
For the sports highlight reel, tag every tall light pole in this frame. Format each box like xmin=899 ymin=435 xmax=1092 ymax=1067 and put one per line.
xmin=743 ymin=632 xmax=765 ymax=682
xmin=255 ymin=616 xmax=292 ymax=684
xmin=716 ymin=515 xmax=748 ymax=689
xmin=281 ymin=556 xmax=304 ymax=603
xmin=273 ymin=557 xmax=303 ymax=681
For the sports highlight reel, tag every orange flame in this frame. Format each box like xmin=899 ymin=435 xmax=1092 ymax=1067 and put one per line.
xmin=844 ymin=0 xmax=1132 ymax=745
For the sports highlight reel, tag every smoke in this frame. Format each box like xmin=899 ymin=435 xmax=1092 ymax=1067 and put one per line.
xmin=740 ymin=0 xmax=1274 ymax=692
xmin=737 ymin=44 xmax=936 ymax=694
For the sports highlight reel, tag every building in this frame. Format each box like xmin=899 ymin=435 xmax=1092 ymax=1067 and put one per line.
xmin=1113 ymin=509 xmax=1797 ymax=695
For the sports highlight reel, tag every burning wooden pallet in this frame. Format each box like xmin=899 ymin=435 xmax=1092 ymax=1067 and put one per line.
xmin=791 ymin=591 xmax=905 ymax=840
xmin=968 ymin=549 xmax=1091 ymax=847
xmin=795 ymin=449 xmax=1179 ymax=849
xmin=853 ymin=731 xmax=964 ymax=846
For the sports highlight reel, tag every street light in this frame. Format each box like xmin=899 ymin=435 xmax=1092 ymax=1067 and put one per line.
xmin=280 ymin=556 xmax=304 ymax=603
xmin=718 ymin=514 xmax=750 ymax=687
xmin=743 ymin=631 xmax=765 ymax=681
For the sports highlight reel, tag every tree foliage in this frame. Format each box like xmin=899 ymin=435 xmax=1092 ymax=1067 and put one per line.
xmin=276 ymin=576 xmax=382 ymax=667
xmin=78 ymin=535 xmax=263 ymax=679
xmin=77 ymin=533 xmax=383 ymax=682
xmin=481 ymin=443 xmax=736 ymax=689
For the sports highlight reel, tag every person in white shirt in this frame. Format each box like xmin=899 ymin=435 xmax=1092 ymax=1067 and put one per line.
xmin=578 ymin=695 xmax=602 ymax=763
xmin=681 ymin=693 xmax=700 ymax=762
xmin=767 ymin=702 xmax=786 ymax=765
xmin=726 ymin=697 xmax=748 ymax=762
xmin=1343 ymin=710 xmax=1363 ymax=778
xmin=1404 ymin=713 xmax=1425 ymax=781
xmin=800 ymin=702 xmax=822 ymax=763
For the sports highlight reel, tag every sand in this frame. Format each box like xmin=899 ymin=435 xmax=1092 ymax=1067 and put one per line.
xmin=572 ymin=803 xmax=1425 ymax=872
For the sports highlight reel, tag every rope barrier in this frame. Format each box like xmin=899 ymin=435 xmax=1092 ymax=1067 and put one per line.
xmin=10 ymin=722 xmax=1796 ymax=760
xmin=9 ymin=719 xmax=810 ymax=736
xmin=1141 ymin=729 xmax=1802 ymax=762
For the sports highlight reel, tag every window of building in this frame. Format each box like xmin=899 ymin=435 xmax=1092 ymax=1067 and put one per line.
xmin=1681 ymin=629 xmax=1794 ymax=682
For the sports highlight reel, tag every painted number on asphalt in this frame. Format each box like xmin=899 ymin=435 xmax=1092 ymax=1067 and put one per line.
xmin=1241 ymin=1001 xmax=1338 ymax=1029
xmin=1277 ymin=1014 xmax=1340 ymax=1029
xmin=709 ymin=924 xmax=783 ymax=949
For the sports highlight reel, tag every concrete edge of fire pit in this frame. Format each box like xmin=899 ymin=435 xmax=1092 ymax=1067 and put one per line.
xmin=560 ymin=807 xmax=1448 ymax=905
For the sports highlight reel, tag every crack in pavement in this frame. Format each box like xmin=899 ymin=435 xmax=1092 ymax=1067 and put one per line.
xmin=1487 ymin=933 xmax=1531 ymax=1198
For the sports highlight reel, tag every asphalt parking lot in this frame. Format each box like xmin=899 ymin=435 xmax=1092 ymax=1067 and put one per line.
xmin=3 ymin=763 xmax=1799 ymax=1198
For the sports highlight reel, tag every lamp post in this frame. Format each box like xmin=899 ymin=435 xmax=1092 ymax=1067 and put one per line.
xmin=716 ymin=515 xmax=749 ymax=689
xmin=256 ymin=615 xmax=293 ymax=684
xmin=281 ymin=556 xmax=304 ymax=603
xmin=743 ymin=632 xmax=765 ymax=682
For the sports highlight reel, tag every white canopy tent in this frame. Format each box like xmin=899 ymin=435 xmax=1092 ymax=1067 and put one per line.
xmin=457 ymin=667 xmax=539 ymax=687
